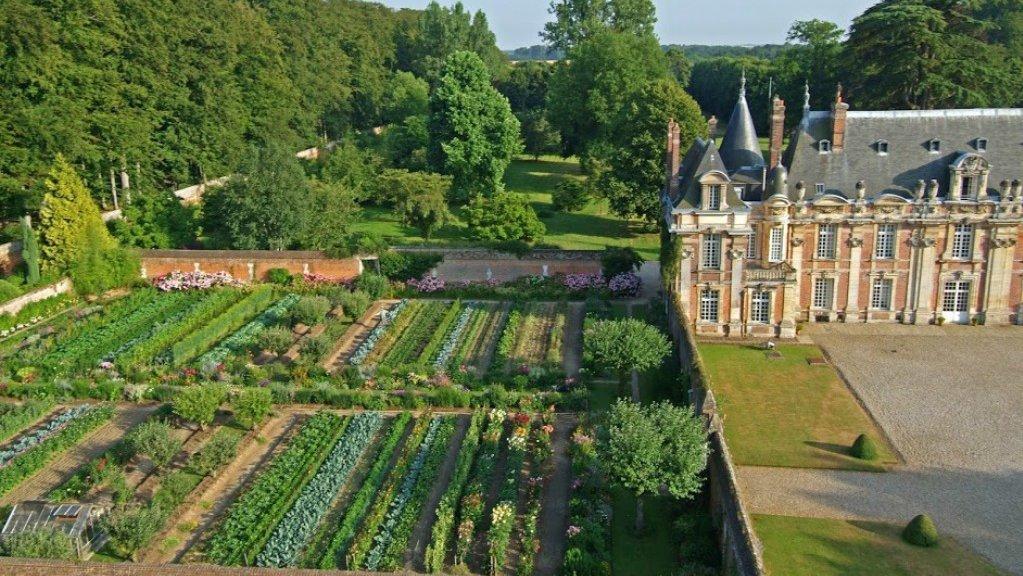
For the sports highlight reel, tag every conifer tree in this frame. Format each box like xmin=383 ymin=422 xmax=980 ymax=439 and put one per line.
xmin=19 ymin=215 xmax=40 ymax=284
xmin=38 ymin=156 xmax=115 ymax=272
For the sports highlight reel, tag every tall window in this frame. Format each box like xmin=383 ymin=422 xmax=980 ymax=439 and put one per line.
xmin=708 ymin=186 xmax=722 ymax=210
xmin=815 ymin=183 xmax=826 ymax=195
xmin=951 ymin=224 xmax=974 ymax=260
xmin=874 ymin=224 xmax=896 ymax=259
xmin=699 ymin=289 xmax=720 ymax=322
xmin=747 ymin=228 xmax=758 ymax=260
xmin=870 ymin=278 xmax=894 ymax=310
xmin=816 ymin=224 xmax=837 ymax=259
xmin=769 ymin=228 xmax=785 ymax=262
xmin=961 ymin=176 xmax=974 ymax=198
xmin=702 ymin=234 xmax=721 ymax=269
xmin=813 ymin=278 xmax=835 ymax=309
xmin=751 ymin=291 xmax=771 ymax=323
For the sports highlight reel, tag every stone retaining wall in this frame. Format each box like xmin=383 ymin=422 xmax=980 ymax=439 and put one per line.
xmin=393 ymin=247 xmax=603 ymax=282
xmin=139 ymin=250 xmax=364 ymax=283
xmin=0 ymin=279 xmax=73 ymax=317
xmin=667 ymin=294 xmax=766 ymax=576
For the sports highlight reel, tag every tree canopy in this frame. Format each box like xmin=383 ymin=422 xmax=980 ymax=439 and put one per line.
xmin=542 ymin=0 xmax=658 ymax=52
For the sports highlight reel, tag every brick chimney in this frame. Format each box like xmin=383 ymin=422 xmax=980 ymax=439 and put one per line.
xmin=831 ymin=84 xmax=849 ymax=152
xmin=707 ymin=116 xmax=718 ymax=139
xmin=769 ymin=96 xmax=786 ymax=168
xmin=665 ymin=118 xmax=681 ymax=197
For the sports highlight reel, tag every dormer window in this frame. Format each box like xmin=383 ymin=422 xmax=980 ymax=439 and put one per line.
xmin=818 ymin=140 xmax=832 ymax=154
xmin=976 ymin=138 xmax=988 ymax=152
xmin=928 ymin=139 xmax=941 ymax=154
xmin=876 ymin=140 xmax=889 ymax=155
xmin=708 ymin=185 xmax=722 ymax=210
xmin=815 ymin=183 xmax=826 ymax=195
xmin=733 ymin=184 xmax=745 ymax=199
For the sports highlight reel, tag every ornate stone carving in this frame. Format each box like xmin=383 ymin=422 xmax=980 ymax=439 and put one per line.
xmin=790 ymin=237 xmax=805 ymax=247
xmin=846 ymin=237 xmax=864 ymax=248
xmin=728 ymin=249 xmax=745 ymax=260
xmin=992 ymin=238 xmax=1017 ymax=248
xmin=909 ymin=237 xmax=936 ymax=248
xmin=679 ymin=247 xmax=694 ymax=260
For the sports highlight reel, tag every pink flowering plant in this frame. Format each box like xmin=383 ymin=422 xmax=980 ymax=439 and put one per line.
xmin=608 ymin=272 xmax=641 ymax=297
xmin=563 ymin=272 xmax=606 ymax=292
xmin=407 ymin=274 xmax=446 ymax=293
xmin=153 ymin=270 xmax=240 ymax=291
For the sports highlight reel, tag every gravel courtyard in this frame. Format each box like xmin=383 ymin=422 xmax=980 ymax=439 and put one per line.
xmin=796 ymin=324 xmax=1023 ymax=574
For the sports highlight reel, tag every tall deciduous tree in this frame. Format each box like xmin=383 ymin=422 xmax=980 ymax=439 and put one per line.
xmin=396 ymin=173 xmax=454 ymax=240
xmin=428 ymin=51 xmax=521 ymax=201
xmin=303 ymin=180 xmax=360 ymax=255
xmin=601 ymin=399 xmax=709 ymax=531
xmin=38 ymin=156 xmax=116 ymax=272
xmin=542 ymin=0 xmax=657 ymax=52
xmin=399 ymin=1 xmax=507 ymax=80
xmin=201 ymin=145 xmax=311 ymax=251
xmin=597 ymin=79 xmax=706 ymax=223
xmin=584 ymin=318 xmax=670 ymax=392
xmin=464 ymin=193 xmax=546 ymax=243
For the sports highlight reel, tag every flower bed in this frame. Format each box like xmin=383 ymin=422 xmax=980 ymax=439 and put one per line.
xmin=562 ymin=424 xmax=611 ymax=576
xmin=516 ymin=418 xmax=555 ymax=576
xmin=315 ymin=412 xmax=412 ymax=569
xmin=197 ymin=294 xmax=299 ymax=369
xmin=257 ymin=412 xmax=383 ymax=567
xmin=0 ymin=293 xmax=76 ymax=338
xmin=453 ymin=410 xmax=505 ymax=567
xmin=350 ymin=300 xmax=409 ymax=367
xmin=487 ymin=413 xmax=531 ymax=575
xmin=0 ymin=404 xmax=114 ymax=497
xmin=154 ymin=271 xmax=240 ymax=292
xmin=608 ymin=272 xmax=642 ymax=297
xmin=205 ymin=412 xmax=347 ymax=565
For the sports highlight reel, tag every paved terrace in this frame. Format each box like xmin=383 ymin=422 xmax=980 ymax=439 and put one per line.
xmin=739 ymin=324 xmax=1023 ymax=575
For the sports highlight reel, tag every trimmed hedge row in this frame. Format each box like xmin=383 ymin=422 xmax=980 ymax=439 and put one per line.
xmin=171 ymin=286 xmax=275 ymax=366
xmin=0 ymin=403 xmax=115 ymax=497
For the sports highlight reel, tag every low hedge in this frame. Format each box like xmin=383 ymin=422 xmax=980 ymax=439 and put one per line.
xmin=903 ymin=514 xmax=939 ymax=547
xmin=171 ymin=286 xmax=275 ymax=366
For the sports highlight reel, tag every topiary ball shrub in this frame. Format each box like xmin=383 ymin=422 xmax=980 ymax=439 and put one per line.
xmin=851 ymin=433 xmax=879 ymax=460
xmin=903 ymin=514 xmax=939 ymax=547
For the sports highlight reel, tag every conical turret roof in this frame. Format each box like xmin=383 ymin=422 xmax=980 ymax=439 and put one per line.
xmin=719 ymin=72 xmax=765 ymax=170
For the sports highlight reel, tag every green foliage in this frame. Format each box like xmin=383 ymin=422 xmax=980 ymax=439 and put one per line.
xmin=127 ymin=420 xmax=183 ymax=469
xmin=20 ymin=216 xmax=40 ymax=284
xmin=0 ymin=400 xmax=54 ymax=445
xmin=903 ymin=514 xmax=939 ymax=547
xmin=354 ymin=272 xmax=390 ymax=300
xmin=232 ymin=387 xmax=273 ymax=430
xmin=201 ymin=146 xmax=311 ymax=251
xmin=288 ymin=296 xmax=331 ymax=326
xmin=665 ymin=45 xmax=693 ymax=87
xmin=378 ymin=251 xmax=444 ymax=282
xmin=382 ymin=72 xmax=430 ymax=125
xmin=267 ymin=268 xmax=293 ymax=286
xmin=111 ymin=191 xmax=197 ymax=249
xmin=382 ymin=116 xmax=430 ymax=172
xmin=519 ymin=110 xmax=561 ymax=160
xmin=172 ymin=384 xmax=227 ymax=429
xmin=102 ymin=505 xmax=164 ymax=560
xmin=68 ymin=220 xmax=141 ymax=296
xmin=428 ymin=51 xmax=521 ymax=201
xmin=1 ymin=527 xmax=77 ymax=560
xmin=335 ymin=290 xmax=372 ymax=320
xmin=398 ymin=1 xmax=507 ymax=80
xmin=584 ymin=318 xmax=670 ymax=382
xmin=189 ymin=428 xmax=242 ymax=477
xmin=0 ymin=281 xmax=21 ymax=303
xmin=320 ymin=142 xmax=383 ymax=203
xmin=258 ymin=327 xmax=294 ymax=356
xmin=397 ymin=174 xmax=453 ymax=240
xmin=303 ymin=180 xmax=360 ymax=255
xmin=38 ymin=157 xmax=117 ymax=272
xmin=425 ymin=410 xmax=484 ymax=573
xmin=541 ymin=0 xmax=658 ymax=52
xmin=601 ymin=247 xmax=643 ymax=277
xmin=170 ymin=286 xmax=275 ymax=365
xmin=851 ymin=433 xmax=879 ymax=461
xmin=464 ymin=193 xmax=545 ymax=242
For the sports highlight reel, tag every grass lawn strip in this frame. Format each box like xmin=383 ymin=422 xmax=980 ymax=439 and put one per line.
xmin=424 ymin=410 xmax=485 ymax=573
xmin=346 ymin=415 xmax=433 ymax=568
xmin=315 ymin=413 xmax=412 ymax=569
xmin=754 ymin=515 xmax=1005 ymax=576
xmin=204 ymin=412 xmax=348 ymax=565
xmin=257 ymin=412 xmax=384 ymax=567
xmin=0 ymin=404 xmax=115 ymax=497
xmin=698 ymin=343 xmax=895 ymax=471
xmin=363 ymin=416 xmax=450 ymax=570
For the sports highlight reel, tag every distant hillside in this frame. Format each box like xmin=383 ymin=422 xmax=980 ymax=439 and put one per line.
xmin=504 ymin=43 xmax=786 ymax=62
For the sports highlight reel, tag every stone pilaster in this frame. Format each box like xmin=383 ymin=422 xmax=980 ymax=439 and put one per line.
xmin=845 ymin=236 xmax=864 ymax=321
xmin=906 ymin=231 xmax=937 ymax=324
xmin=728 ymin=248 xmax=745 ymax=337
xmin=982 ymin=233 xmax=1018 ymax=325
xmin=781 ymin=235 xmax=805 ymax=335
xmin=677 ymin=246 xmax=694 ymax=319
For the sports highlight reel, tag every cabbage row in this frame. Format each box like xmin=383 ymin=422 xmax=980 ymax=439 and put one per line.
xmin=197 ymin=294 xmax=299 ymax=369
xmin=256 ymin=412 xmax=383 ymax=567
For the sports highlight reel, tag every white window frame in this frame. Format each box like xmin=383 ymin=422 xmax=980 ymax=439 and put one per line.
xmin=976 ymin=138 xmax=988 ymax=153
xmin=702 ymin=233 xmax=722 ymax=270
xmin=815 ymin=183 xmax=826 ymax=195
xmin=699 ymin=289 xmax=720 ymax=322
xmin=870 ymin=278 xmax=894 ymax=310
xmin=951 ymin=224 xmax=974 ymax=260
xmin=708 ymin=185 xmax=722 ymax=210
xmin=819 ymin=140 xmax=832 ymax=154
xmin=747 ymin=228 xmax=758 ymax=260
xmin=768 ymin=227 xmax=785 ymax=262
xmin=750 ymin=290 xmax=771 ymax=324
xmin=874 ymin=224 xmax=896 ymax=260
xmin=942 ymin=281 xmax=971 ymax=313
xmin=928 ymin=139 xmax=941 ymax=154
xmin=816 ymin=223 xmax=837 ymax=260
xmin=812 ymin=277 xmax=835 ymax=310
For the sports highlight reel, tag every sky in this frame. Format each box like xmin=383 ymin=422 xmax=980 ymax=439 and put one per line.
xmin=375 ymin=0 xmax=880 ymax=48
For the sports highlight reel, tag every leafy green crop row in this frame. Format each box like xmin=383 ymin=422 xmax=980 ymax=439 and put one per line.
xmin=417 ymin=301 xmax=463 ymax=365
xmin=205 ymin=412 xmax=347 ymax=565
xmin=171 ymin=286 xmax=275 ymax=366
xmin=453 ymin=410 xmax=506 ymax=566
xmin=379 ymin=301 xmax=451 ymax=368
xmin=0 ymin=399 xmax=54 ymax=445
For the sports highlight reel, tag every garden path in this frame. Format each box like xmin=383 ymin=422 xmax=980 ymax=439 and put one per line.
xmin=737 ymin=465 xmax=1022 ymax=575
xmin=322 ymin=300 xmax=397 ymax=373
xmin=534 ymin=414 xmax=576 ymax=576
xmin=152 ymin=410 xmax=300 ymax=563
xmin=406 ymin=414 xmax=470 ymax=571
xmin=0 ymin=403 xmax=158 ymax=506
xmin=560 ymin=303 xmax=584 ymax=377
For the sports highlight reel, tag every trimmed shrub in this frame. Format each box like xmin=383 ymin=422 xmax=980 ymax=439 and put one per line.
xmin=378 ymin=251 xmax=443 ymax=281
xmin=903 ymin=514 xmax=939 ymax=547
xmin=851 ymin=433 xmax=879 ymax=460
xmin=127 ymin=420 xmax=182 ymax=469
xmin=231 ymin=387 xmax=273 ymax=430
xmin=266 ymin=268 xmax=293 ymax=285
xmin=288 ymin=296 xmax=331 ymax=326
xmin=355 ymin=272 xmax=390 ymax=299
xmin=552 ymin=180 xmax=589 ymax=212
xmin=258 ymin=326 xmax=294 ymax=355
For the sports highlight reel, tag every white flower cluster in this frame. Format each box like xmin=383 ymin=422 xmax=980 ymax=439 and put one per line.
xmin=0 ymin=316 xmax=43 ymax=339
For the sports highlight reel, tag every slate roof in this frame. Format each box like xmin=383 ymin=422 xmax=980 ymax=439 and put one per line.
xmin=719 ymin=90 xmax=765 ymax=170
xmin=674 ymin=139 xmax=734 ymax=209
xmin=782 ymin=109 xmax=1023 ymax=201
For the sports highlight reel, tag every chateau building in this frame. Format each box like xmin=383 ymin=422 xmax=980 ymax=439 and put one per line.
xmin=663 ymin=77 xmax=1023 ymax=337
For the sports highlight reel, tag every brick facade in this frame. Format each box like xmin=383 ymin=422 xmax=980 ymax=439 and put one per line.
xmin=139 ymin=250 xmax=364 ymax=283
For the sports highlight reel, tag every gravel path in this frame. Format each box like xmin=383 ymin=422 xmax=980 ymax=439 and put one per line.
xmin=561 ymin=303 xmax=584 ymax=377
xmin=0 ymin=403 xmax=159 ymax=506
xmin=534 ymin=415 xmax=576 ymax=576
xmin=740 ymin=325 xmax=1023 ymax=575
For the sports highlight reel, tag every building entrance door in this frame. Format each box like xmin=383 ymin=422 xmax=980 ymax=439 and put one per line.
xmin=942 ymin=281 xmax=971 ymax=324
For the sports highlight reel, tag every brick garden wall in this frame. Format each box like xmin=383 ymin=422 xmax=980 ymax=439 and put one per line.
xmin=140 ymin=250 xmax=364 ymax=283
xmin=394 ymin=247 xmax=603 ymax=282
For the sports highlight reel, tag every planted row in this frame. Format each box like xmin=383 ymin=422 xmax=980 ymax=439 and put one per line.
xmin=350 ymin=300 xmax=409 ymax=366
xmin=197 ymin=294 xmax=299 ymax=368
xmin=453 ymin=410 xmax=506 ymax=567
xmin=171 ymin=286 xmax=276 ymax=366
xmin=487 ymin=414 xmax=531 ymax=575
xmin=0 ymin=404 xmax=115 ymax=497
xmin=432 ymin=305 xmax=476 ymax=369
xmin=0 ymin=404 xmax=95 ymax=467
xmin=205 ymin=412 xmax=346 ymax=565
xmin=417 ymin=301 xmax=464 ymax=366
xmin=257 ymin=412 xmax=383 ymax=568
xmin=0 ymin=399 xmax=54 ymax=445
xmin=379 ymin=301 xmax=452 ymax=368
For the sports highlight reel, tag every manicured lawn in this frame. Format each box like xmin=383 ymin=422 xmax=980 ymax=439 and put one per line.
xmin=612 ymin=491 xmax=678 ymax=576
xmin=698 ymin=343 xmax=896 ymax=471
xmin=754 ymin=515 xmax=1006 ymax=576
xmin=352 ymin=156 xmax=661 ymax=259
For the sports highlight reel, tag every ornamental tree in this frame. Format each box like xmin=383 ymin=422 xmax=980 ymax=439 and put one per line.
xmin=395 ymin=172 xmax=453 ymax=239
xmin=38 ymin=155 xmax=116 ymax=272
xmin=428 ymin=51 xmax=521 ymax=201
xmin=464 ymin=192 xmax=545 ymax=243
xmin=172 ymin=384 xmax=227 ymax=430
xmin=19 ymin=215 xmax=40 ymax=284
xmin=127 ymin=420 xmax=182 ymax=469
xmin=601 ymin=399 xmax=708 ymax=532
xmin=584 ymin=318 xmax=670 ymax=393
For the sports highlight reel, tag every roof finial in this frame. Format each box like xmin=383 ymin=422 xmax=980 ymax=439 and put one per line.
xmin=804 ymin=80 xmax=811 ymax=110
xmin=836 ymin=82 xmax=844 ymax=103
xmin=740 ymin=68 xmax=746 ymax=98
